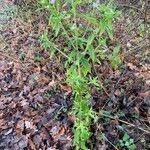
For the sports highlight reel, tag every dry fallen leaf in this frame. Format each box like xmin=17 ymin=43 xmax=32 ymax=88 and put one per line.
xmin=23 ymin=85 xmax=30 ymax=95
xmin=16 ymin=120 xmax=25 ymax=135
xmin=139 ymin=91 xmax=150 ymax=97
xmin=0 ymin=118 xmax=6 ymax=128
xmin=127 ymin=63 xmax=138 ymax=70
xmin=140 ymin=71 xmax=150 ymax=79
xmin=60 ymin=84 xmax=72 ymax=95
xmin=20 ymin=99 xmax=29 ymax=108
xmin=28 ymin=139 xmax=36 ymax=150
xmin=114 ymin=89 xmax=121 ymax=96
xmin=32 ymin=66 xmax=41 ymax=73
xmin=48 ymin=80 xmax=56 ymax=87
xmin=38 ymin=75 xmax=49 ymax=86
xmin=16 ymin=70 xmax=22 ymax=81
xmin=146 ymin=80 xmax=150 ymax=85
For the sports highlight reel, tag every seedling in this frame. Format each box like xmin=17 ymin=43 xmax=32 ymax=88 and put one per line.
xmin=119 ymin=133 xmax=136 ymax=150
xmin=39 ymin=0 xmax=121 ymax=149
xmin=108 ymin=46 xmax=122 ymax=70
xmin=34 ymin=54 xmax=43 ymax=63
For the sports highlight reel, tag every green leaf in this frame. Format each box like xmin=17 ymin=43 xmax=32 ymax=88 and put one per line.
xmin=80 ymin=13 xmax=98 ymax=25
xmin=87 ymin=45 xmax=96 ymax=62
xmin=119 ymin=140 xmax=124 ymax=146
xmin=106 ymin=24 xmax=113 ymax=40
xmin=89 ymin=76 xmax=100 ymax=87
xmin=98 ymin=38 xmax=106 ymax=47
xmin=129 ymin=144 xmax=136 ymax=150
xmin=67 ymin=49 xmax=77 ymax=63
xmin=111 ymin=56 xmax=121 ymax=70
xmin=123 ymin=133 xmax=130 ymax=142
xmin=40 ymin=32 xmax=51 ymax=49
xmin=86 ymin=34 xmax=95 ymax=50
xmin=125 ymin=141 xmax=130 ymax=146
xmin=99 ymin=20 xmax=107 ymax=35
xmin=49 ymin=14 xmax=62 ymax=36
xmin=108 ymin=46 xmax=121 ymax=70
xmin=81 ymin=58 xmax=91 ymax=76
xmin=113 ymin=45 xmax=121 ymax=54
xmin=40 ymin=0 xmax=49 ymax=6
xmin=129 ymin=138 xmax=134 ymax=144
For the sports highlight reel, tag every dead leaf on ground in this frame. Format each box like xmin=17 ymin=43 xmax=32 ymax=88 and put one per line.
xmin=48 ymin=80 xmax=56 ymax=87
xmin=139 ymin=91 xmax=150 ymax=97
xmin=127 ymin=63 xmax=138 ymax=70
xmin=60 ymin=84 xmax=72 ymax=95
xmin=28 ymin=138 xmax=36 ymax=150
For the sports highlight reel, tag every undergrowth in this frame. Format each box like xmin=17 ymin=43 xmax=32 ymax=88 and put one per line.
xmin=39 ymin=0 xmax=121 ymax=149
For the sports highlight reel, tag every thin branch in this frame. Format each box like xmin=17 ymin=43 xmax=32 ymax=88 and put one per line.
xmin=117 ymin=4 xmax=143 ymax=13
xmin=0 ymin=51 xmax=22 ymax=64
xmin=100 ymin=130 xmax=119 ymax=150
xmin=100 ymin=112 xmax=150 ymax=134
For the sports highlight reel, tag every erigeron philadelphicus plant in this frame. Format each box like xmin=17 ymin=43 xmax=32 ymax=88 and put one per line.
xmin=39 ymin=0 xmax=121 ymax=149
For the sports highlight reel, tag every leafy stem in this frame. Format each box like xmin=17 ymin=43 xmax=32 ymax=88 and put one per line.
xmin=39 ymin=1 xmax=121 ymax=149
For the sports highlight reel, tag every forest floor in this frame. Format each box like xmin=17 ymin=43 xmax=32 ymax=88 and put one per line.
xmin=0 ymin=0 xmax=150 ymax=150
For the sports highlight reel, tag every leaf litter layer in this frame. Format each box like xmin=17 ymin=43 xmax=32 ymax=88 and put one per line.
xmin=0 ymin=0 xmax=150 ymax=149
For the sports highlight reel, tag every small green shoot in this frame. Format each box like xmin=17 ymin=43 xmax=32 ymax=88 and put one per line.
xmin=119 ymin=133 xmax=136 ymax=150
xmin=108 ymin=46 xmax=122 ymax=70
xmin=34 ymin=54 xmax=43 ymax=63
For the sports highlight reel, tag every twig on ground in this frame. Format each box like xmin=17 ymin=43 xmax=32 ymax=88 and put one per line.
xmin=100 ymin=130 xmax=119 ymax=150
xmin=100 ymin=111 xmax=150 ymax=134
xmin=118 ymin=4 xmax=143 ymax=13
xmin=0 ymin=50 xmax=39 ymax=68
xmin=0 ymin=50 xmax=22 ymax=64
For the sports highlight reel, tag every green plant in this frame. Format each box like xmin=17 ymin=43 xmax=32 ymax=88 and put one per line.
xmin=108 ymin=45 xmax=121 ymax=70
xmin=43 ymin=90 xmax=56 ymax=98
xmin=119 ymin=133 xmax=136 ymax=150
xmin=19 ymin=52 xmax=26 ymax=61
xmin=34 ymin=54 xmax=43 ymax=62
xmin=39 ymin=0 xmax=121 ymax=149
